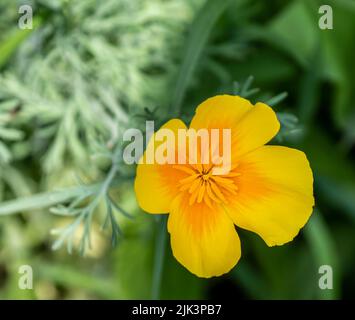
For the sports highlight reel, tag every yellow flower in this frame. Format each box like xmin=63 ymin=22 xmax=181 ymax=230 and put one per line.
xmin=134 ymin=95 xmax=314 ymax=278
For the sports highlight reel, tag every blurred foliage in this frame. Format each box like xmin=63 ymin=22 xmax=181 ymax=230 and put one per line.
xmin=0 ymin=0 xmax=355 ymax=300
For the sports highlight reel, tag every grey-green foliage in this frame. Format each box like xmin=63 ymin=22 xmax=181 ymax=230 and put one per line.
xmin=233 ymin=76 xmax=302 ymax=142
xmin=0 ymin=0 xmax=203 ymax=174
xmin=0 ymin=1 xmax=17 ymax=41
xmin=0 ymin=100 xmax=24 ymax=164
xmin=0 ymin=0 xmax=205 ymax=256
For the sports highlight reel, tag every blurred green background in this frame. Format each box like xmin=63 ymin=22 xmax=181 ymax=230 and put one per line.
xmin=0 ymin=0 xmax=354 ymax=299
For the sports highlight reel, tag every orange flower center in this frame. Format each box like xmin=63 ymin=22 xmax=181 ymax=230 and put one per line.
xmin=173 ymin=164 xmax=241 ymax=207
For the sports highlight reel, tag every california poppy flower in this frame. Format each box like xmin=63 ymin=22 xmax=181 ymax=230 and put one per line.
xmin=135 ymin=95 xmax=314 ymax=278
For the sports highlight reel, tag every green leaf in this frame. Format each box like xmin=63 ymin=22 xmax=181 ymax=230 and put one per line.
xmin=267 ymin=0 xmax=318 ymax=65
xmin=36 ymin=262 xmax=122 ymax=299
xmin=319 ymin=0 xmax=355 ymax=130
xmin=0 ymin=184 xmax=99 ymax=216
xmin=113 ymin=235 xmax=154 ymax=299
xmin=0 ymin=127 xmax=24 ymax=141
xmin=304 ymin=211 xmax=340 ymax=299
xmin=301 ymin=126 xmax=355 ymax=223
xmin=169 ymin=0 xmax=232 ymax=116
xmin=0 ymin=17 xmax=41 ymax=69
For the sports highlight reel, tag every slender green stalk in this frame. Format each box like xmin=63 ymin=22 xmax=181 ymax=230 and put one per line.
xmin=0 ymin=17 xmax=41 ymax=69
xmin=151 ymin=215 xmax=167 ymax=300
xmin=0 ymin=147 xmax=128 ymax=217
xmin=169 ymin=0 xmax=232 ymax=116
xmin=0 ymin=184 xmax=99 ymax=216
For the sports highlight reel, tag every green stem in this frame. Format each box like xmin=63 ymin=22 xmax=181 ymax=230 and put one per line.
xmin=0 ymin=147 xmax=127 ymax=217
xmin=0 ymin=17 xmax=42 ymax=69
xmin=151 ymin=215 xmax=167 ymax=300
xmin=169 ymin=0 xmax=232 ymax=116
xmin=100 ymin=159 xmax=119 ymax=195
xmin=0 ymin=173 xmax=135 ymax=217
xmin=0 ymin=184 xmax=99 ymax=216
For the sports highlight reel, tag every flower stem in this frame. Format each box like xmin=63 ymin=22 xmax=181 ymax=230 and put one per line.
xmin=151 ymin=215 xmax=167 ymax=300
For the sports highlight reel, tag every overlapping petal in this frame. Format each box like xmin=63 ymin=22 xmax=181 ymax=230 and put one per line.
xmin=134 ymin=119 xmax=188 ymax=214
xmin=230 ymin=102 xmax=280 ymax=159
xmin=225 ymin=146 xmax=314 ymax=246
xmin=190 ymin=95 xmax=253 ymax=130
xmin=190 ymin=96 xmax=280 ymax=164
xmin=168 ymin=193 xmax=241 ymax=278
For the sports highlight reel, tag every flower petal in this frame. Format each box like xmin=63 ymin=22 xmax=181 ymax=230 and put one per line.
xmin=134 ymin=119 xmax=188 ymax=214
xmin=190 ymin=96 xmax=280 ymax=162
xmin=226 ymin=146 xmax=314 ymax=246
xmin=231 ymin=102 xmax=280 ymax=159
xmin=190 ymin=95 xmax=253 ymax=130
xmin=168 ymin=194 xmax=241 ymax=277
